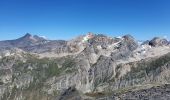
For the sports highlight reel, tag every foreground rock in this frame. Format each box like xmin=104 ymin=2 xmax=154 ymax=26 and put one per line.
xmin=95 ymin=84 xmax=170 ymax=100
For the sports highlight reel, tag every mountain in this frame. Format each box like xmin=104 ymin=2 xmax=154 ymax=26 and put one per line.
xmin=0 ymin=33 xmax=170 ymax=100
xmin=0 ymin=33 xmax=47 ymax=49
xmin=0 ymin=33 xmax=68 ymax=53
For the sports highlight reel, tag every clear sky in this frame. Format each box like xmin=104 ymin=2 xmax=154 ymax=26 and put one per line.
xmin=0 ymin=0 xmax=170 ymax=41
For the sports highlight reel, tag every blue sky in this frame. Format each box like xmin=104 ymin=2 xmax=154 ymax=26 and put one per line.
xmin=0 ymin=0 xmax=170 ymax=41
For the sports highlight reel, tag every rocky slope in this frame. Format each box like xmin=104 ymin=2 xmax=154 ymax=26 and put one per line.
xmin=0 ymin=33 xmax=170 ymax=100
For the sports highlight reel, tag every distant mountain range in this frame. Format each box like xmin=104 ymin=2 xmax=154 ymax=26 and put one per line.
xmin=0 ymin=33 xmax=170 ymax=100
xmin=0 ymin=33 xmax=169 ymax=54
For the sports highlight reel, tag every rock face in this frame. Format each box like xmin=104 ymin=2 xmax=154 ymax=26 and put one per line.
xmin=0 ymin=33 xmax=170 ymax=100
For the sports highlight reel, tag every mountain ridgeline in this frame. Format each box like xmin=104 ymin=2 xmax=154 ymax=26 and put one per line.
xmin=0 ymin=33 xmax=170 ymax=100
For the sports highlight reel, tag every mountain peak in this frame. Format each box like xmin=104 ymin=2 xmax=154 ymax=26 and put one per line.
xmin=23 ymin=33 xmax=32 ymax=38
xmin=33 ymin=35 xmax=47 ymax=41
xmin=18 ymin=33 xmax=35 ymax=41
xmin=18 ymin=33 xmax=47 ymax=42
xmin=149 ymin=37 xmax=169 ymax=47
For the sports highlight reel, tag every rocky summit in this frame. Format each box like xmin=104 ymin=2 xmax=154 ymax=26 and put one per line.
xmin=0 ymin=33 xmax=170 ymax=100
